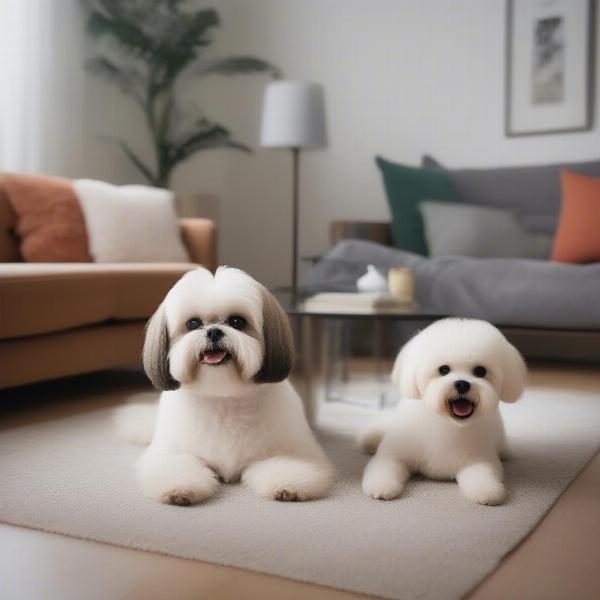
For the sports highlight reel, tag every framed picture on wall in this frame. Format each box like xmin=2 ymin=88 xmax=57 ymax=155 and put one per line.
xmin=505 ymin=0 xmax=595 ymax=136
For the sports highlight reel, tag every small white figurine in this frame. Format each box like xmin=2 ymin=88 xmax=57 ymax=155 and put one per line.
xmin=357 ymin=265 xmax=388 ymax=293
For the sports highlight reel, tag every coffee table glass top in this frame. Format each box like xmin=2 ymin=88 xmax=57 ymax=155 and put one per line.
xmin=273 ymin=289 xmax=447 ymax=320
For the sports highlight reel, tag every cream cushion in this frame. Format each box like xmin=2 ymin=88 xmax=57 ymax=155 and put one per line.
xmin=73 ymin=179 xmax=189 ymax=263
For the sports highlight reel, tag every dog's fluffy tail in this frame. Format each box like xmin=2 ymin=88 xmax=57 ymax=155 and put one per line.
xmin=113 ymin=401 xmax=158 ymax=446
xmin=357 ymin=410 xmax=396 ymax=455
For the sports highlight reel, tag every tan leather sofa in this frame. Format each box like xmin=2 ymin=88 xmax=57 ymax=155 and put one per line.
xmin=0 ymin=195 xmax=217 ymax=389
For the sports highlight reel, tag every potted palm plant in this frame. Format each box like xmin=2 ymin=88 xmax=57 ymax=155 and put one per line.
xmin=82 ymin=0 xmax=280 ymax=189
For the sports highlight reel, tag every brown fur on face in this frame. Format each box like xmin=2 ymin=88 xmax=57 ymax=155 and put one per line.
xmin=143 ymin=303 xmax=180 ymax=391
xmin=253 ymin=287 xmax=294 ymax=383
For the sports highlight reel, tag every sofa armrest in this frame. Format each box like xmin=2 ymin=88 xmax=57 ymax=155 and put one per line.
xmin=330 ymin=220 xmax=392 ymax=246
xmin=179 ymin=218 xmax=217 ymax=271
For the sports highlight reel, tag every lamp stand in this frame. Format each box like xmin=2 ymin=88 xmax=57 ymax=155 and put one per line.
xmin=291 ymin=147 xmax=300 ymax=296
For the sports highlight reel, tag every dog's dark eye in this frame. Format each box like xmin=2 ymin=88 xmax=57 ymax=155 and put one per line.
xmin=186 ymin=318 xmax=202 ymax=331
xmin=473 ymin=366 xmax=487 ymax=378
xmin=438 ymin=365 xmax=451 ymax=376
xmin=227 ymin=315 xmax=247 ymax=330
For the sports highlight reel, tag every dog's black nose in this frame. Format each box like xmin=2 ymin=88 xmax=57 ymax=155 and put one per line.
xmin=454 ymin=380 xmax=471 ymax=395
xmin=206 ymin=327 xmax=224 ymax=343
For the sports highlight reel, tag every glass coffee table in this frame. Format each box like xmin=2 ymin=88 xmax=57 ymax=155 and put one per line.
xmin=274 ymin=290 xmax=447 ymax=423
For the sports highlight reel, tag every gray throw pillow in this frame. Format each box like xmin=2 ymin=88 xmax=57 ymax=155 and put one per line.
xmin=422 ymin=154 xmax=600 ymax=235
xmin=419 ymin=200 xmax=553 ymax=259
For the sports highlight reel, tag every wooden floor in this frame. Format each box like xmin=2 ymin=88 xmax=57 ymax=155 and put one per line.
xmin=1 ymin=363 xmax=599 ymax=600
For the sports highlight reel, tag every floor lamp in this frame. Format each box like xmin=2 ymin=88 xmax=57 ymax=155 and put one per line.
xmin=260 ymin=81 xmax=327 ymax=295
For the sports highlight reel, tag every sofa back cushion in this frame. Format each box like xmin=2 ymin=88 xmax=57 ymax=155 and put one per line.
xmin=423 ymin=155 xmax=600 ymax=235
xmin=420 ymin=200 xmax=553 ymax=259
xmin=0 ymin=173 xmax=92 ymax=262
xmin=376 ymin=156 xmax=460 ymax=255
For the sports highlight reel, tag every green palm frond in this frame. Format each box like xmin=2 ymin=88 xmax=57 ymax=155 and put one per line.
xmin=211 ymin=139 xmax=252 ymax=152
xmin=171 ymin=124 xmax=229 ymax=161
xmin=155 ymin=93 xmax=175 ymax=141
xmin=159 ymin=9 xmax=220 ymax=52
xmin=192 ymin=56 xmax=282 ymax=79
xmin=87 ymin=10 xmax=156 ymax=60
xmin=116 ymin=139 xmax=156 ymax=184
xmin=86 ymin=56 xmax=146 ymax=106
xmin=153 ymin=9 xmax=221 ymax=86
xmin=82 ymin=0 xmax=281 ymax=188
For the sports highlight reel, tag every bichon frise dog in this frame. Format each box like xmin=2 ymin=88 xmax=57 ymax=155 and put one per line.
xmin=116 ymin=266 xmax=334 ymax=505
xmin=360 ymin=318 xmax=526 ymax=505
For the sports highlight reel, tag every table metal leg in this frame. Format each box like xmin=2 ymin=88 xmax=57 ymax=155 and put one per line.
xmin=341 ymin=322 xmax=350 ymax=383
xmin=373 ymin=318 xmax=386 ymax=409
xmin=290 ymin=315 xmax=324 ymax=425
xmin=324 ymin=319 xmax=337 ymax=403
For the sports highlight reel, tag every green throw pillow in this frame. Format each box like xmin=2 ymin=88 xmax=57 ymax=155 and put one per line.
xmin=376 ymin=155 xmax=460 ymax=255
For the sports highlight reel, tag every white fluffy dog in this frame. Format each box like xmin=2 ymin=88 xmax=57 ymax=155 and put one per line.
xmin=360 ymin=318 xmax=526 ymax=505
xmin=116 ymin=266 xmax=333 ymax=505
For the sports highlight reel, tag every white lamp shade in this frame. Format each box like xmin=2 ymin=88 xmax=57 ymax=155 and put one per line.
xmin=260 ymin=81 xmax=327 ymax=149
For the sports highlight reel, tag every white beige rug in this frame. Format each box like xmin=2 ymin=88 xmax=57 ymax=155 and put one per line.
xmin=0 ymin=386 xmax=599 ymax=600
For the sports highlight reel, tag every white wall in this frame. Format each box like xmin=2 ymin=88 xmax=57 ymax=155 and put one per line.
xmin=213 ymin=0 xmax=600 ymax=286
xmin=69 ymin=1 xmax=600 ymax=286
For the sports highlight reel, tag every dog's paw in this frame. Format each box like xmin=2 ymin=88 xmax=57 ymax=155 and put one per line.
xmin=266 ymin=487 xmax=307 ymax=501
xmin=463 ymin=481 xmax=506 ymax=506
xmin=274 ymin=489 xmax=299 ymax=502
xmin=459 ymin=478 xmax=506 ymax=505
xmin=136 ymin=450 xmax=219 ymax=505
xmin=361 ymin=455 xmax=408 ymax=500
xmin=362 ymin=475 xmax=404 ymax=501
xmin=243 ymin=457 xmax=333 ymax=502
xmin=162 ymin=490 xmax=196 ymax=506
xmin=457 ymin=463 xmax=505 ymax=506
xmin=256 ymin=481 xmax=315 ymax=502
xmin=155 ymin=476 xmax=219 ymax=506
xmin=159 ymin=483 xmax=217 ymax=506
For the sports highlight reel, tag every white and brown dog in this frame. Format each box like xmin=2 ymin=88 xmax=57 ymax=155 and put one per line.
xmin=116 ymin=266 xmax=333 ymax=505
xmin=360 ymin=318 xmax=526 ymax=505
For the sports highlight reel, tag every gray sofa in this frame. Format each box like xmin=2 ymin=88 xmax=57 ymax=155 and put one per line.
xmin=309 ymin=156 xmax=600 ymax=362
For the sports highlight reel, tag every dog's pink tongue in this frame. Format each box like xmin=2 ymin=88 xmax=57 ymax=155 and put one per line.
xmin=451 ymin=398 xmax=474 ymax=417
xmin=202 ymin=351 xmax=226 ymax=364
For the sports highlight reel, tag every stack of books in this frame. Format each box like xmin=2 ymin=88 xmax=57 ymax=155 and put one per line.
xmin=301 ymin=292 xmax=412 ymax=313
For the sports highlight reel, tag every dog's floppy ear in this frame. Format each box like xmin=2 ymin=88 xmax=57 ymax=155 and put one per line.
xmin=500 ymin=339 xmax=526 ymax=403
xmin=391 ymin=336 xmax=420 ymax=399
xmin=254 ymin=287 xmax=294 ymax=383
xmin=143 ymin=303 xmax=180 ymax=391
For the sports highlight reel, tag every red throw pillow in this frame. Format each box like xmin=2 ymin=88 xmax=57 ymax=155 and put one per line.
xmin=552 ymin=170 xmax=600 ymax=264
xmin=0 ymin=173 xmax=92 ymax=262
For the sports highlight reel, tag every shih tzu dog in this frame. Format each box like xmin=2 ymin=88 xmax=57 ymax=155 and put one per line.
xmin=360 ymin=318 xmax=526 ymax=505
xmin=116 ymin=266 xmax=333 ymax=505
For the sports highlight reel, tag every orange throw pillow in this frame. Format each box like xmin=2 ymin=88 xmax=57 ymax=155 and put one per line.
xmin=552 ymin=170 xmax=600 ymax=264
xmin=0 ymin=173 xmax=92 ymax=262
